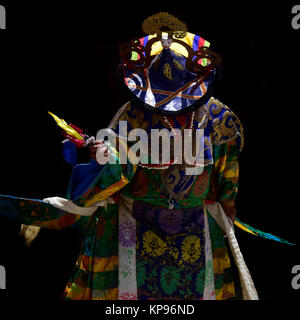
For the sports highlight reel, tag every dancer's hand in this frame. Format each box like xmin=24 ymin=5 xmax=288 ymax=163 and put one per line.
xmin=89 ymin=140 xmax=110 ymax=164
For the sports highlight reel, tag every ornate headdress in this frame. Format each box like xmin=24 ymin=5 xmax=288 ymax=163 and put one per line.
xmin=141 ymin=12 xmax=188 ymax=39
xmin=119 ymin=12 xmax=222 ymax=115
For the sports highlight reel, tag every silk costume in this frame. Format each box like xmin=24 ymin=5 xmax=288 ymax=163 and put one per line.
xmin=0 ymin=95 xmax=259 ymax=299
xmin=1 ymin=14 xmax=278 ymax=300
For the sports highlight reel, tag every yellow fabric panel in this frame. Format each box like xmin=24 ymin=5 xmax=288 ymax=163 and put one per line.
xmin=79 ymin=254 xmax=118 ymax=273
xmin=212 ymin=248 xmax=231 ymax=274
xmin=84 ymin=175 xmax=129 ymax=207
xmin=215 ymin=282 xmax=236 ymax=300
xmin=64 ymin=283 xmax=118 ymax=300
xmin=214 ymin=155 xmax=227 ymax=174
xmin=93 ymin=288 xmax=118 ymax=300
xmin=64 ymin=282 xmax=92 ymax=300
xmin=223 ymin=162 xmax=239 ymax=179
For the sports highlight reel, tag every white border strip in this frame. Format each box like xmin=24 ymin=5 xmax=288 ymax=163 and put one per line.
xmin=206 ymin=202 xmax=259 ymax=300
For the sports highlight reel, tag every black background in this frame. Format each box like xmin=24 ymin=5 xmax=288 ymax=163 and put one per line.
xmin=0 ymin=0 xmax=299 ymax=306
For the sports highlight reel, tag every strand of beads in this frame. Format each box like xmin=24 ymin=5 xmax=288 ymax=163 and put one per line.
xmin=163 ymin=111 xmax=195 ymax=131
xmin=162 ymin=112 xmax=195 ymax=166
xmin=138 ymin=111 xmax=197 ymax=169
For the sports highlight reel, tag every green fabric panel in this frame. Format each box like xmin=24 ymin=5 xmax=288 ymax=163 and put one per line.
xmin=122 ymin=165 xmax=212 ymax=209
xmin=223 ymin=267 xmax=234 ymax=284
xmin=207 ymin=211 xmax=226 ymax=250
xmin=82 ymin=204 xmax=119 ymax=258
xmin=69 ymin=267 xmax=118 ymax=290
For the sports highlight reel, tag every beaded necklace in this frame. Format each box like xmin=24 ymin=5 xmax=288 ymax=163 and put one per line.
xmin=163 ymin=111 xmax=195 ymax=137
xmin=164 ymin=110 xmax=208 ymax=167
xmin=138 ymin=112 xmax=195 ymax=169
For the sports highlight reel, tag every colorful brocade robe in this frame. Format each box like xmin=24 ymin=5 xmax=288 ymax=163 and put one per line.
xmin=0 ymin=97 xmax=257 ymax=300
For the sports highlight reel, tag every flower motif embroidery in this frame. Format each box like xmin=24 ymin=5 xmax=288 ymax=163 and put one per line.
xmin=160 ymin=266 xmax=181 ymax=295
xmin=119 ymin=292 xmax=137 ymax=300
xmin=142 ymin=230 xmax=167 ymax=257
xmin=120 ymin=264 xmax=132 ymax=279
xmin=181 ymin=235 xmax=202 ymax=264
xmin=158 ymin=209 xmax=183 ymax=234
xmin=119 ymin=221 xmax=135 ymax=248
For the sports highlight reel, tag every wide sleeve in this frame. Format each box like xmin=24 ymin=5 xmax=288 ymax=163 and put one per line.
xmin=207 ymin=98 xmax=243 ymax=206
xmin=67 ymin=146 xmax=136 ymax=208
xmin=0 ymin=103 xmax=137 ymax=231
xmin=209 ymin=139 xmax=240 ymax=206
xmin=67 ymin=101 xmax=137 ymax=207
xmin=0 ymin=194 xmax=84 ymax=229
xmin=0 ymin=145 xmax=136 ymax=231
